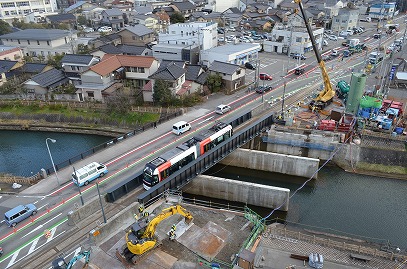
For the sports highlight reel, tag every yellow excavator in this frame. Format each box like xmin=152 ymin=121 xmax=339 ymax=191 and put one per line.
xmin=294 ymin=0 xmax=335 ymax=110
xmin=116 ymin=204 xmax=193 ymax=264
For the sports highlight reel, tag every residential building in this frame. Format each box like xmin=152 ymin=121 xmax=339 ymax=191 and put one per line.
xmin=0 ymin=0 xmax=58 ymax=23
xmin=152 ymin=43 xmax=200 ymax=64
xmin=158 ymin=21 xmax=218 ymax=51
xmin=0 ymin=46 xmax=24 ymax=61
xmin=183 ymin=64 xmax=208 ymax=96
xmin=64 ymin=1 xmax=96 ymax=13
xmin=0 ymin=60 xmax=23 ymax=86
xmin=101 ymin=8 xmax=125 ymax=30
xmin=208 ymin=60 xmax=245 ymax=93
xmin=200 ymin=43 xmax=261 ymax=66
xmin=205 ymin=0 xmax=239 ymax=13
xmin=117 ymin=25 xmax=155 ymax=46
xmin=264 ymin=26 xmax=324 ymax=54
xmin=46 ymin=13 xmax=76 ymax=24
xmin=148 ymin=61 xmax=186 ymax=98
xmin=61 ymin=54 xmax=100 ymax=83
xmin=331 ymin=7 xmax=359 ymax=32
xmin=88 ymin=33 xmax=121 ymax=50
xmin=11 ymin=63 xmax=52 ymax=76
xmin=77 ymin=54 xmax=159 ymax=102
xmin=368 ymin=2 xmax=397 ymax=20
xmin=23 ymin=68 xmax=69 ymax=96
xmin=0 ymin=29 xmax=78 ymax=58
xmin=94 ymin=44 xmax=151 ymax=58
xmin=170 ymin=1 xmax=197 ymax=20
xmin=132 ymin=14 xmax=159 ymax=31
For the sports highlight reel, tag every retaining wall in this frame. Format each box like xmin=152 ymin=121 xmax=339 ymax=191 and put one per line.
xmin=183 ymin=175 xmax=290 ymax=211
xmin=220 ymin=148 xmax=319 ymax=179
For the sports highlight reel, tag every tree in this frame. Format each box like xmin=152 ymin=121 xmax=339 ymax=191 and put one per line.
xmin=47 ymin=53 xmax=65 ymax=69
xmin=77 ymin=15 xmax=87 ymax=26
xmin=77 ymin=44 xmax=90 ymax=54
xmin=152 ymin=79 xmax=174 ymax=106
xmin=170 ymin=12 xmax=185 ymax=24
xmin=0 ymin=20 xmax=12 ymax=35
xmin=206 ymin=73 xmax=223 ymax=93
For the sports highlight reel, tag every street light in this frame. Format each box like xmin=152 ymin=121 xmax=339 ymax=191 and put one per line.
xmin=46 ymin=138 xmax=60 ymax=186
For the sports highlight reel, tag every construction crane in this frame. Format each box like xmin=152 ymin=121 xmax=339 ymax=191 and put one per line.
xmin=51 ymin=249 xmax=91 ymax=269
xmin=116 ymin=204 xmax=193 ymax=265
xmin=294 ymin=0 xmax=335 ymax=110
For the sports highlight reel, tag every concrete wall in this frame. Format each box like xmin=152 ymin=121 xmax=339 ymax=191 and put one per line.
xmin=220 ymin=148 xmax=319 ymax=179
xmin=184 ymin=175 xmax=290 ymax=211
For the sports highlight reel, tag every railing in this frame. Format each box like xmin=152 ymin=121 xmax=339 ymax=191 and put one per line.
xmin=264 ymin=226 xmax=407 ymax=262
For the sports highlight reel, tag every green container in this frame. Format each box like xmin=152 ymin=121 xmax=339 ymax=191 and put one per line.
xmin=373 ymin=99 xmax=382 ymax=108
xmin=346 ymin=73 xmax=367 ymax=114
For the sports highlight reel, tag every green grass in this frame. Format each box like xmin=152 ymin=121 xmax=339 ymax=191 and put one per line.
xmin=0 ymin=103 xmax=160 ymax=126
xmin=356 ymin=162 xmax=407 ymax=175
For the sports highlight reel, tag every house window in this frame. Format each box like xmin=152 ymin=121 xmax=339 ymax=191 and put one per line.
xmin=71 ymin=66 xmax=75 ymax=71
xmin=138 ymin=67 xmax=145 ymax=73
xmin=87 ymin=91 xmax=94 ymax=98
xmin=5 ymin=11 xmax=9 ymax=15
xmin=18 ymin=40 xmax=20 ymax=44
xmin=296 ymin=37 xmax=301 ymax=42
xmin=37 ymin=40 xmax=40 ymax=45
xmin=132 ymin=36 xmax=136 ymax=40
xmin=41 ymin=51 xmax=44 ymax=56
xmin=27 ymin=40 xmax=30 ymax=44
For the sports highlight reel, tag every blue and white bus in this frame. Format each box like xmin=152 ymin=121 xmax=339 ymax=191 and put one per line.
xmin=72 ymin=162 xmax=108 ymax=186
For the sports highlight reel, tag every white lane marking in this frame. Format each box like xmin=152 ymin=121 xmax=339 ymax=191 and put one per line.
xmin=197 ymin=116 xmax=215 ymax=125
xmin=46 ymin=227 xmax=57 ymax=243
xmin=7 ymin=249 xmax=20 ymax=268
xmin=5 ymin=229 xmax=67 ymax=269
xmin=0 ymin=196 xmax=2 ymax=199
xmin=15 ymin=195 xmax=46 ymax=199
xmin=28 ymin=237 xmax=40 ymax=255
xmin=0 ymin=220 xmax=4 ymax=224
xmin=22 ymin=213 xmax=62 ymax=238
xmin=37 ymin=203 xmax=49 ymax=211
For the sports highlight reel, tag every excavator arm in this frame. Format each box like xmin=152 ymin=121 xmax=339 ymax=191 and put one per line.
xmin=294 ymin=0 xmax=335 ymax=108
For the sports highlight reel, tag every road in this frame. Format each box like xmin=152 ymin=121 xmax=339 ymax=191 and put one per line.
xmin=0 ymin=15 xmax=405 ymax=268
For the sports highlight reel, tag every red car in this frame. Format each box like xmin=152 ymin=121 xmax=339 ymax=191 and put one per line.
xmin=259 ymin=73 xmax=272 ymax=80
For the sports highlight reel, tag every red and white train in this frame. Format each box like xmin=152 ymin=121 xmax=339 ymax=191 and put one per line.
xmin=143 ymin=122 xmax=233 ymax=189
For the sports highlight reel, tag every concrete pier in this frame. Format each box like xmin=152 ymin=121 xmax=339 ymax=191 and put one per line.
xmin=183 ymin=175 xmax=290 ymax=211
xmin=219 ymin=148 xmax=319 ymax=179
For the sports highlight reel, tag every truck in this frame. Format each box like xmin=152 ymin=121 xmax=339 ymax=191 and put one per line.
xmin=347 ymin=38 xmax=360 ymax=47
xmin=294 ymin=0 xmax=335 ymax=110
xmin=116 ymin=204 xmax=193 ymax=265
xmin=368 ymin=52 xmax=383 ymax=64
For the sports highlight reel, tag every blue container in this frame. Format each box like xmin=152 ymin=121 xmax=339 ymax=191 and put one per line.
xmin=361 ymin=111 xmax=370 ymax=118
xmin=382 ymin=119 xmax=392 ymax=130
xmin=373 ymin=107 xmax=380 ymax=114
xmin=394 ymin=127 xmax=403 ymax=134
xmin=362 ymin=107 xmax=371 ymax=112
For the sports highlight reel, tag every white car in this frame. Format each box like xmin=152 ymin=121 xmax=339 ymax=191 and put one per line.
xmin=83 ymin=27 xmax=94 ymax=33
xmin=215 ymin=104 xmax=231 ymax=115
xmin=218 ymin=37 xmax=225 ymax=42
xmin=323 ymin=40 xmax=328 ymax=46
xmin=328 ymin=35 xmax=338 ymax=41
xmin=98 ymin=26 xmax=112 ymax=33
xmin=331 ymin=49 xmax=339 ymax=57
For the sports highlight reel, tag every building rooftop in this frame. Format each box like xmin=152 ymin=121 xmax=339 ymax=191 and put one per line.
xmin=46 ymin=13 xmax=76 ymax=23
xmin=150 ymin=61 xmax=185 ymax=80
xmin=103 ymin=8 xmax=123 ymax=16
xmin=0 ymin=60 xmax=18 ymax=73
xmin=62 ymin=54 xmax=96 ymax=65
xmin=0 ymin=29 xmax=71 ymax=41
xmin=209 ymin=60 xmax=241 ymax=75
xmin=204 ymin=43 xmax=261 ymax=54
xmin=121 ymin=25 xmax=153 ymax=36
xmin=90 ymin=54 xmax=156 ymax=76
xmin=30 ymin=68 xmax=68 ymax=88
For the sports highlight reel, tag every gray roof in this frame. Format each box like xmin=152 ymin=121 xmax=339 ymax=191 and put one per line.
xmin=0 ymin=29 xmax=70 ymax=41
xmin=185 ymin=65 xmax=202 ymax=81
xmin=31 ymin=68 xmax=68 ymax=88
xmin=134 ymin=6 xmax=153 ymax=15
xmin=118 ymin=44 xmax=147 ymax=55
xmin=18 ymin=63 xmax=48 ymax=73
xmin=46 ymin=13 xmax=76 ymax=22
xmin=122 ymin=25 xmax=153 ymax=36
xmin=103 ymin=8 xmax=123 ymax=16
xmin=196 ymin=71 xmax=208 ymax=85
xmin=171 ymin=1 xmax=196 ymax=11
xmin=99 ymin=44 xmax=123 ymax=54
xmin=64 ymin=1 xmax=86 ymax=13
xmin=0 ymin=60 xmax=18 ymax=73
xmin=209 ymin=61 xmax=240 ymax=75
xmin=150 ymin=62 xmax=185 ymax=80
xmin=62 ymin=54 xmax=95 ymax=65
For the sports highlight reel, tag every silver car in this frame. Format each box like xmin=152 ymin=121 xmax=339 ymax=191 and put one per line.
xmin=215 ymin=104 xmax=231 ymax=115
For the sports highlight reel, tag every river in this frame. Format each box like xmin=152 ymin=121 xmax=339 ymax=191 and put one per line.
xmin=1 ymin=130 xmax=406 ymax=249
xmin=0 ymin=130 xmax=111 ymax=177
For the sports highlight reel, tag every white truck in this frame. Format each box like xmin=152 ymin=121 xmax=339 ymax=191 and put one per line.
xmin=369 ymin=52 xmax=383 ymax=64
xmin=348 ymin=38 xmax=360 ymax=47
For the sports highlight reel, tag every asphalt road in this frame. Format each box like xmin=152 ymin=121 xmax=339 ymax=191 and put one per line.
xmin=0 ymin=15 xmax=405 ymax=269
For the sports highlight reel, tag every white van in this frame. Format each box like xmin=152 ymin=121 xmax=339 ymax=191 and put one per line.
xmin=172 ymin=121 xmax=191 ymax=135
xmin=72 ymin=162 xmax=108 ymax=186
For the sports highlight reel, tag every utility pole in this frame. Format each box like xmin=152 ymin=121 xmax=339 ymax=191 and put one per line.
xmin=287 ymin=22 xmax=294 ymax=73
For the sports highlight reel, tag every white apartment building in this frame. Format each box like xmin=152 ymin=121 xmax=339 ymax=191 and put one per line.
xmin=205 ymin=0 xmax=239 ymax=12
xmin=0 ymin=0 xmax=58 ymax=23
xmin=0 ymin=29 xmax=77 ymax=58
xmin=158 ymin=21 xmax=218 ymax=51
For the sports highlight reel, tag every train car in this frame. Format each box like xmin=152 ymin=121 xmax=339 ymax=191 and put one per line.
xmin=143 ymin=122 xmax=232 ymax=190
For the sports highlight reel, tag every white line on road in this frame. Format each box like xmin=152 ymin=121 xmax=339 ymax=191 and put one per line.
xmin=197 ymin=116 xmax=215 ymax=125
xmin=28 ymin=237 xmax=40 ymax=255
xmin=37 ymin=203 xmax=49 ymax=211
xmin=7 ymin=249 xmax=20 ymax=268
xmin=22 ymin=213 xmax=62 ymax=238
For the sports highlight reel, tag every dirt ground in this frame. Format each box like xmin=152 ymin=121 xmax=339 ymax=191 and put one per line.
xmin=159 ymin=205 xmax=253 ymax=267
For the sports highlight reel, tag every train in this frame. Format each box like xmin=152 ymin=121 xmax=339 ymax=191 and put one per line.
xmin=143 ymin=121 xmax=233 ymax=190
